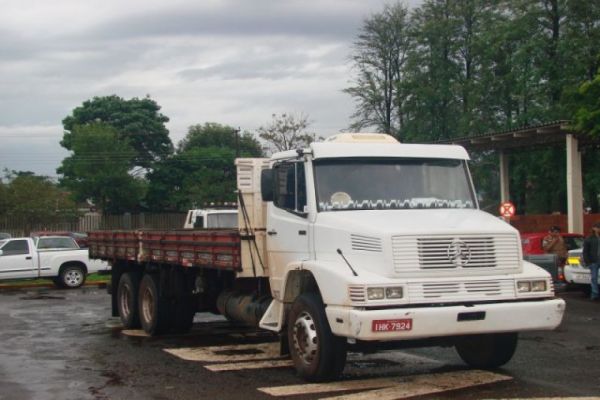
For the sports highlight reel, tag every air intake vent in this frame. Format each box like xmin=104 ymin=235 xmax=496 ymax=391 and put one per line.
xmin=351 ymin=234 xmax=383 ymax=252
xmin=348 ymin=285 xmax=366 ymax=302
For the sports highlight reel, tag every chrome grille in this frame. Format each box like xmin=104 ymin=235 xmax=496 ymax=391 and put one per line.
xmin=351 ymin=234 xmax=383 ymax=252
xmin=408 ymin=279 xmax=515 ymax=302
xmin=392 ymin=234 xmax=520 ymax=274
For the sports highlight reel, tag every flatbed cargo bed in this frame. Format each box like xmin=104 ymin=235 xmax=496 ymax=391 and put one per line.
xmin=88 ymin=229 xmax=241 ymax=271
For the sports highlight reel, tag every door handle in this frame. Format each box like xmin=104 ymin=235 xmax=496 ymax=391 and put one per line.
xmin=298 ymin=230 xmax=307 ymax=236
xmin=267 ymin=230 xmax=278 ymax=236
xmin=26 ymin=256 xmax=32 ymax=260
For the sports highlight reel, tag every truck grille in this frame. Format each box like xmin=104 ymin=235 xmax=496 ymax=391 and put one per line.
xmin=408 ymin=279 xmax=515 ymax=302
xmin=392 ymin=234 xmax=520 ymax=274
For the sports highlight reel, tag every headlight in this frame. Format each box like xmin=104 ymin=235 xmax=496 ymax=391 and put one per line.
xmin=517 ymin=281 xmax=531 ymax=293
xmin=367 ymin=287 xmax=385 ymax=300
xmin=531 ymin=280 xmax=547 ymax=292
xmin=517 ymin=280 xmax=547 ymax=293
xmin=385 ymin=287 xmax=404 ymax=299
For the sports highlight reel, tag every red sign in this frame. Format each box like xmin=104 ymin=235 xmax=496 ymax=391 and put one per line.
xmin=372 ymin=319 xmax=413 ymax=332
xmin=499 ymin=201 xmax=516 ymax=218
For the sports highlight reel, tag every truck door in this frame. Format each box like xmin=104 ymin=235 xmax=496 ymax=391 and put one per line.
xmin=267 ymin=161 xmax=310 ymax=296
xmin=0 ymin=239 xmax=36 ymax=280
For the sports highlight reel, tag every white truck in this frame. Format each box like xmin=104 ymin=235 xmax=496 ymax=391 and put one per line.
xmin=0 ymin=236 xmax=110 ymax=288
xmin=89 ymin=133 xmax=565 ymax=382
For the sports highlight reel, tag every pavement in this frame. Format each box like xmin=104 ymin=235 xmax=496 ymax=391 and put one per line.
xmin=0 ymin=287 xmax=599 ymax=400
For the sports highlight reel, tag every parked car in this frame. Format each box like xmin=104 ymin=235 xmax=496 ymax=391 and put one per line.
xmin=0 ymin=236 xmax=109 ymax=288
xmin=564 ymin=248 xmax=599 ymax=295
xmin=0 ymin=232 xmax=11 ymax=240
xmin=521 ymin=232 xmax=584 ymax=285
xmin=30 ymin=231 xmax=89 ymax=248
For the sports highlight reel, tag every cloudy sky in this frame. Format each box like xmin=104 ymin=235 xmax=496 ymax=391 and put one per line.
xmin=0 ymin=0 xmax=421 ymax=178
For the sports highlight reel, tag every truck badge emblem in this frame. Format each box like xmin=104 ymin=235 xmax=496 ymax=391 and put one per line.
xmin=447 ymin=240 xmax=471 ymax=266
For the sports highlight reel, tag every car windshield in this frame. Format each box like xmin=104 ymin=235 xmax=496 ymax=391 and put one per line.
xmin=314 ymin=158 xmax=476 ymax=211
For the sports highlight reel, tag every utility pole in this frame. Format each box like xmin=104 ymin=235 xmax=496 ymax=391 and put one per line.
xmin=234 ymin=127 xmax=241 ymax=158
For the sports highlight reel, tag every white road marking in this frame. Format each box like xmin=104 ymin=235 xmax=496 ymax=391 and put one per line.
xmin=164 ymin=342 xmax=281 ymax=363
xmin=205 ymin=359 xmax=293 ymax=372
xmin=322 ymin=370 xmax=512 ymax=400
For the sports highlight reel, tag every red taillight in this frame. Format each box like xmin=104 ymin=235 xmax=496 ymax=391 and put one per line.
xmin=558 ymin=266 xmax=565 ymax=282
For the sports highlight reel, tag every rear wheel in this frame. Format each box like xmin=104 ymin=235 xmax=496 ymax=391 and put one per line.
xmin=455 ymin=333 xmax=518 ymax=369
xmin=59 ymin=264 xmax=86 ymax=288
xmin=117 ymin=272 xmax=141 ymax=329
xmin=287 ymin=293 xmax=347 ymax=382
xmin=138 ymin=274 xmax=169 ymax=335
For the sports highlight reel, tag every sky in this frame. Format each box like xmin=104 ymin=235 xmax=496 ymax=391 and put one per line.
xmin=0 ymin=0 xmax=422 ymax=178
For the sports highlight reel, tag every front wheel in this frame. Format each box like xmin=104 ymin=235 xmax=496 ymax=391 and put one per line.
xmin=59 ymin=265 xmax=86 ymax=288
xmin=455 ymin=333 xmax=518 ymax=369
xmin=287 ymin=293 xmax=347 ymax=382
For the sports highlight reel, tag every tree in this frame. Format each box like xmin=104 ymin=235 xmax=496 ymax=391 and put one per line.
xmin=58 ymin=123 xmax=146 ymax=214
xmin=179 ymin=122 xmax=263 ymax=156
xmin=145 ymin=123 xmax=263 ymax=211
xmin=0 ymin=172 xmax=78 ymax=233
xmin=344 ymin=3 xmax=411 ymax=136
xmin=257 ymin=113 xmax=316 ymax=152
xmin=61 ymin=95 xmax=173 ymax=169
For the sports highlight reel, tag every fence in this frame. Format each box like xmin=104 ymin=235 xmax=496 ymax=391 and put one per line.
xmin=509 ymin=213 xmax=600 ymax=234
xmin=0 ymin=212 xmax=187 ymax=237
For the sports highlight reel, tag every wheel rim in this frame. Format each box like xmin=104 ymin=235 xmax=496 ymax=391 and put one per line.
xmin=64 ymin=269 xmax=83 ymax=287
xmin=292 ymin=311 xmax=318 ymax=366
xmin=120 ymin=284 xmax=131 ymax=318
xmin=141 ymin=285 xmax=155 ymax=325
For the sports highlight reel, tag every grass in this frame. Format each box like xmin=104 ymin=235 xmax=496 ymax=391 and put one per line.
xmin=0 ymin=273 xmax=109 ymax=288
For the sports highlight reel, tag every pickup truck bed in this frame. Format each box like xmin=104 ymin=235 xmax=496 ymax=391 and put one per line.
xmin=88 ymin=230 xmax=241 ymax=271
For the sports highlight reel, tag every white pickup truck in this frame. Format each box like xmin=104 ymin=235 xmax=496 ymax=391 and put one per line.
xmin=0 ymin=236 xmax=110 ymax=288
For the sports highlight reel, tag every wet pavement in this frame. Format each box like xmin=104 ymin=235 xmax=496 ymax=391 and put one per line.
xmin=0 ymin=287 xmax=599 ymax=400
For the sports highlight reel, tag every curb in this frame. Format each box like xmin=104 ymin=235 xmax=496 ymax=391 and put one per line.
xmin=0 ymin=281 xmax=108 ymax=291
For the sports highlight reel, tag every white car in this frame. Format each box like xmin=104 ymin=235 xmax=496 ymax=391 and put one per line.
xmin=564 ymin=249 xmax=599 ymax=293
xmin=0 ymin=236 xmax=110 ymax=288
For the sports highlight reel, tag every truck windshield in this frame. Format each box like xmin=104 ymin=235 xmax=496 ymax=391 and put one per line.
xmin=314 ymin=158 xmax=475 ymax=211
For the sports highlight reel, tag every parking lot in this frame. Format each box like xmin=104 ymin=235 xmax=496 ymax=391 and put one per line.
xmin=0 ymin=287 xmax=599 ymax=400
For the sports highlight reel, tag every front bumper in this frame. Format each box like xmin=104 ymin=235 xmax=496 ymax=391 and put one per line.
xmin=326 ymin=298 xmax=565 ymax=341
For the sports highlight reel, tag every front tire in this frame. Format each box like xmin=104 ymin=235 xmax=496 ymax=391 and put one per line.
xmin=455 ymin=333 xmax=518 ymax=369
xmin=138 ymin=274 xmax=169 ymax=335
xmin=59 ymin=264 xmax=86 ymax=288
xmin=287 ymin=293 xmax=347 ymax=382
xmin=117 ymin=272 xmax=141 ymax=329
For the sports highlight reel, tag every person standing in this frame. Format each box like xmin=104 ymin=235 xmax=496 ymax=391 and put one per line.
xmin=542 ymin=226 xmax=568 ymax=266
xmin=582 ymin=222 xmax=600 ymax=301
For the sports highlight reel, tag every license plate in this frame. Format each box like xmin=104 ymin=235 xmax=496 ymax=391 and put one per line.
xmin=372 ymin=319 xmax=412 ymax=332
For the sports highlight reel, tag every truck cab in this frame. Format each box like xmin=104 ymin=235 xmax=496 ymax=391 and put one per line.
xmin=257 ymin=133 xmax=565 ymax=381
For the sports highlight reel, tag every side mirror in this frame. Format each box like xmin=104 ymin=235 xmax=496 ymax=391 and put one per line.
xmin=261 ymin=168 xmax=274 ymax=202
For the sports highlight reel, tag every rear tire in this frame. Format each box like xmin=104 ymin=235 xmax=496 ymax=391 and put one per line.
xmin=287 ymin=293 xmax=347 ymax=382
xmin=117 ymin=272 xmax=141 ymax=329
xmin=455 ymin=333 xmax=518 ymax=369
xmin=59 ymin=264 xmax=86 ymax=288
xmin=138 ymin=274 xmax=169 ymax=335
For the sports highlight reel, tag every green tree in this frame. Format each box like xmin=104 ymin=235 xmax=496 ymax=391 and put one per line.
xmin=1 ymin=172 xmax=79 ymax=233
xmin=58 ymin=123 xmax=146 ymax=214
xmin=179 ymin=122 xmax=263 ymax=155
xmin=257 ymin=113 xmax=316 ymax=152
xmin=61 ymin=95 xmax=173 ymax=169
xmin=146 ymin=123 xmax=263 ymax=211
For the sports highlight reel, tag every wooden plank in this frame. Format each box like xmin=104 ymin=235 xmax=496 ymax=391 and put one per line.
xmin=324 ymin=370 xmax=512 ymax=400
xmin=205 ymin=359 xmax=293 ymax=372
xmin=164 ymin=342 xmax=282 ymax=363
xmin=258 ymin=377 xmax=397 ymax=397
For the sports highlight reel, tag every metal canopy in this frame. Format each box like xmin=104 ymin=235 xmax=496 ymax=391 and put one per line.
xmin=430 ymin=120 xmax=599 ymax=234
xmin=435 ymin=120 xmax=599 ymax=151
